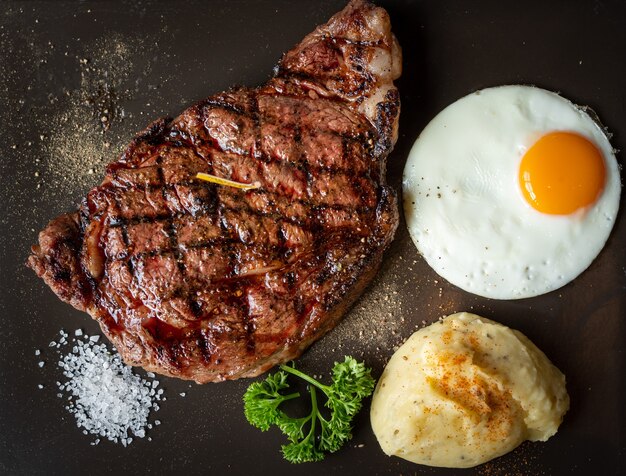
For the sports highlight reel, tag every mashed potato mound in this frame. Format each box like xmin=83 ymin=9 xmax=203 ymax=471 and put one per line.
xmin=370 ymin=312 xmax=569 ymax=468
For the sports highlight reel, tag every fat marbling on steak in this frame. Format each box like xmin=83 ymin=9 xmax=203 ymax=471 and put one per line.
xmin=28 ymin=0 xmax=401 ymax=382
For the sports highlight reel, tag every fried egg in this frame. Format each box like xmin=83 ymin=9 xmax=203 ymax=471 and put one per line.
xmin=403 ymin=85 xmax=620 ymax=299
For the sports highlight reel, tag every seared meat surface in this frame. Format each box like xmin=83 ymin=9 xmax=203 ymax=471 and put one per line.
xmin=28 ymin=0 xmax=401 ymax=382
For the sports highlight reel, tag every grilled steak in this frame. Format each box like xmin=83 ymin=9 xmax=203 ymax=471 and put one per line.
xmin=27 ymin=0 xmax=401 ymax=382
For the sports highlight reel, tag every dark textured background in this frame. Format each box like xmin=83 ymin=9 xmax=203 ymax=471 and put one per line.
xmin=1 ymin=1 xmax=624 ymax=474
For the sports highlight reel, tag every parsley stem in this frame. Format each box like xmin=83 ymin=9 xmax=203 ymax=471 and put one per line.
xmin=280 ymin=364 xmax=329 ymax=393
xmin=308 ymin=386 xmax=318 ymax=436
xmin=310 ymin=385 xmax=318 ymax=413
xmin=282 ymin=392 xmax=301 ymax=401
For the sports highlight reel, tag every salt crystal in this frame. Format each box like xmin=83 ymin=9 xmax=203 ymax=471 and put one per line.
xmin=38 ymin=361 xmax=45 ymax=367
xmin=35 ymin=349 xmax=41 ymax=356
xmin=75 ymin=329 xmax=83 ymax=336
xmin=38 ymin=384 xmax=44 ymax=389
xmin=53 ymin=334 xmax=164 ymax=446
xmin=179 ymin=392 xmax=186 ymax=397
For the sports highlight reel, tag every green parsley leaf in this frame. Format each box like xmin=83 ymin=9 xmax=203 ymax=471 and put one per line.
xmin=242 ymin=356 xmax=375 ymax=463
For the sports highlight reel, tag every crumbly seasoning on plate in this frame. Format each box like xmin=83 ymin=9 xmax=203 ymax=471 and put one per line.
xmin=38 ymin=329 xmax=164 ymax=447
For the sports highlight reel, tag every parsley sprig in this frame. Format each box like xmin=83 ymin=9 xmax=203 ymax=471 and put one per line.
xmin=243 ymin=356 xmax=375 ymax=463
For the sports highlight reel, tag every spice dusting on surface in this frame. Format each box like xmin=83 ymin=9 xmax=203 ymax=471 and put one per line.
xmin=301 ymin=233 xmax=443 ymax=375
xmin=38 ymin=330 xmax=164 ymax=446
xmin=0 ymin=24 xmax=175 ymax=238
xmin=304 ymin=249 xmax=409 ymax=371
xmin=477 ymin=441 xmax=546 ymax=476
xmin=42 ymin=33 xmax=150 ymax=200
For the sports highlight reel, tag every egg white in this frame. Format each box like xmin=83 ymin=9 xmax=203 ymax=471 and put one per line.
xmin=403 ymin=85 xmax=620 ymax=299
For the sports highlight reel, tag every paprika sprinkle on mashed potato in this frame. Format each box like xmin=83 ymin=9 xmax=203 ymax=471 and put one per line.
xmin=370 ymin=312 xmax=569 ymax=468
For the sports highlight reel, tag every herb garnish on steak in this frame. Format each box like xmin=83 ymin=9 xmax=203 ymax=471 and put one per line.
xmin=28 ymin=0 xmax=401 ymax=382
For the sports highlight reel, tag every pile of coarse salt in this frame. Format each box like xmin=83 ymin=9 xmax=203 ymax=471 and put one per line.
xmin=40 ymin=329 xmax=164 ymax=447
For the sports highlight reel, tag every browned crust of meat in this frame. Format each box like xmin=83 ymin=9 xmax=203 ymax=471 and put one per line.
xmin=27 ymin=0 xmax=401 ymax=382
xmin=28 ymin=212 xmax=93 ymax=312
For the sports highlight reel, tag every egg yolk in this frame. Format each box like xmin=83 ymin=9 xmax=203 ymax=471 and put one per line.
xmin=519 ymin=131 xmax=605 ymax=214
